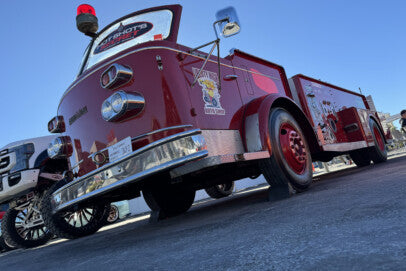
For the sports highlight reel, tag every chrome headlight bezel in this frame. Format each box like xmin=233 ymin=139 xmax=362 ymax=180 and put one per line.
xmin=101 ymin=90 xmax=144 ymax=122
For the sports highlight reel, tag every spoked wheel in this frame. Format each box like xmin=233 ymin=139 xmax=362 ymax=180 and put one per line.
xmin=205 ymin=181 xmax=235 ymax=199
xmin=260 ymin=108 xmax=313 ymax=192
xmin=40 ymin=184 xmax=109 ymax=240
xmin=1 ymin=198 xmax=52 ymax=248
xmin=369 ymin=120 xmax=387 ymax=164
xmin=62 ymin=208 xmax=102 ymax=228
xmin=143 ymin=184 xmax=195 ymax=219
xmin=106 ymin=204 xmax=120 ymax=224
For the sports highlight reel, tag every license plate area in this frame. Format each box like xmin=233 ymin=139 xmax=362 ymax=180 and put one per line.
xmin=108 ymin=137 xmax=132 ymax=163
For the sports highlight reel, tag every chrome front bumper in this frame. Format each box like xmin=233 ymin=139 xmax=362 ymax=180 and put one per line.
xmin=0 ymin=169 xmax=40 ymax=204
xmin=51 ymin=129 xmax=208 ymax=213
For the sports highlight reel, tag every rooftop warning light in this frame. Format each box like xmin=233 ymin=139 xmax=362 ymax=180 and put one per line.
xmin=76 ymin=4 xmax=98 ymax=37
xmin=77 ymin=4 xmax=96 ymax=16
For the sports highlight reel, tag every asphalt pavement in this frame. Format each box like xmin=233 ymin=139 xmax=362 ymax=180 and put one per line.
xmin=1 ymin=155 xmax=406 ymax=271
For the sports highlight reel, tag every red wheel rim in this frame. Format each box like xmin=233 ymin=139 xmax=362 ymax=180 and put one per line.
xmin=279 ymin=123 xmax=307 ymax=174
xmin=373 ymin=126 xmax=385 ymax=151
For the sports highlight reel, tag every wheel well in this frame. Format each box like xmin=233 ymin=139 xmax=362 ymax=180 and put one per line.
xmin=271 ymin=98 xmax=321 ymax=156
xmin=41 ymin=158 xmax=69 ymax=173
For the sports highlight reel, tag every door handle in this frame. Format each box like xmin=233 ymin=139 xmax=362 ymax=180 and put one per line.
xmin=223 ymin=74 xmax=238 ymax=81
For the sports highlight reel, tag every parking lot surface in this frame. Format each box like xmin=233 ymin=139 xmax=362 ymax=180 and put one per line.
xmin=1 ymin=155 xmax=406 ymax=271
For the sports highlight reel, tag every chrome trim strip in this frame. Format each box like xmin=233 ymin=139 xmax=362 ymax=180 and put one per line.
xmin=322 ymin=141 xmax=368 ymax=152
xmin=54 ymin=150 xmax=207 ymax=213
xmin=55 ymin=129 xmax=202 ymax=195
xmin=131 ymin=124 xmax=193 ymax=141
xmin=71 ymin=160 xmax=84 ymax=170
xmin=59 ymin=46 xmax=280 ymax=108
xmin=170 ymin=151 xmax=270 ymax=178
xmin=87 ymin=124 xmax=193 ymax=160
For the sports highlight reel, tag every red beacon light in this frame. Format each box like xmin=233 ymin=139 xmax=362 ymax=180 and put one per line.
xmin=76 ymin=4 xmax=98 ymax=37
xmin=77 ymin=4 xmax=96 ymax=16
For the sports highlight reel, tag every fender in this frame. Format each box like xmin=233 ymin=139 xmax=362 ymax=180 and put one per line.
xmin=242 ymin=93 xmax=320 ymax=156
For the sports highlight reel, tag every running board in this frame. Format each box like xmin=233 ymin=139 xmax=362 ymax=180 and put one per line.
xmin=170 ymin=151 xmax=269 ymax=178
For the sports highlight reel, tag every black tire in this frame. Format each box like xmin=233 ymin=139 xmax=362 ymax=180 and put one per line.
xmin=349 ymin=149 xmax=371 ymax=167
xmin=40 ymin=184 xmax=109 ymax=239
xmin=106 ymin=204 xmax=120 ymax=224
xmin=1 ymin=207 xmax=53 ymax=249
xmin=205 ymin=182 xmax=235 ymax=199
xmin=259 ymin=108 xmax=313 ymax=192
xmin=143 ymin=184 xmax=195 ymax=218
xmin=0 ymin=235 xmax=13 ymax=252
xmin=369 ymin=119 xmax=387 ymax=164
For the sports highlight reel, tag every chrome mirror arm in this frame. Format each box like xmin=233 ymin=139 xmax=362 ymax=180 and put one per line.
xmin=190 ymin=39 xmax=219 ymax=89
xmin=189 ymin=18 xmax=229 ymax=91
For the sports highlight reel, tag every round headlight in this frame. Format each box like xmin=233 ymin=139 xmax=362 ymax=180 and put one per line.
xmin=101 ymin=100 xmax=113 ymax=120
xmin=111 ymin=92 xmax=125 ymax=113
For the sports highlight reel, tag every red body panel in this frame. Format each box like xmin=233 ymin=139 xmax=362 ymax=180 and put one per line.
xmin=290 ymin=75 xmax=377 ymax=151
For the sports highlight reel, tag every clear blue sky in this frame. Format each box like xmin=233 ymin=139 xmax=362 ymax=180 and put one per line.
xmin=0 ymin=0 xmax=404 ymax=147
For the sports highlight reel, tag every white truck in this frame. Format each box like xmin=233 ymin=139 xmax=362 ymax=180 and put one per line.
xmin=0 ymin=136 xmax=108 ymax=248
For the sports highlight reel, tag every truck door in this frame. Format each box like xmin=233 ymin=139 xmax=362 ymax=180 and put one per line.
xmin=179 ymin=53 xmax=243 ymax=130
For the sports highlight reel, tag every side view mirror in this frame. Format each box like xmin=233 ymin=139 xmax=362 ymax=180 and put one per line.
xmin=215 ymin=7 xmax=241 ymax=38
xmin=76 ymin=4 xmax=98 ymax=37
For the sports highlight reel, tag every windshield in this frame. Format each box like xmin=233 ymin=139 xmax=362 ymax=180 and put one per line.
xmin=81 ymin=9 xmax=173 ymax=72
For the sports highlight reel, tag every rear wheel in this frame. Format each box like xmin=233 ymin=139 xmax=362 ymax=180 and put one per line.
xmin=369 ymin=120 xmax=387 ymax=164
xmin=205 ymin=182 xmax=235 ymax=199
xmin=350 ymin=149 xmax=371 ymax=167
xmin=1 ymin=197 xmax=52 ymax=249
xmin=143 ymin=184 xmax=195 ymax=218
xmin=40 ymin=184 xmax=109 ymax=239
xmin=259 ymin=108 xmax=313 ymax=192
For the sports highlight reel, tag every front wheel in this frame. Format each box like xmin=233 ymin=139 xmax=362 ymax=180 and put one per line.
xmin=143 ymin=184 xmax=195 ymax=218
xmin=349 ymin=149 xmax=371 ymax=167
xmin=260 ymin=108 xmax=313 ymax=192
xmin=40 ymin=184 xmax=109 ymax=240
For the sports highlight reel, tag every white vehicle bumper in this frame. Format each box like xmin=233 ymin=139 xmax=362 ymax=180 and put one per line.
xmin=0 ymin=169 xmax=40 ymax=203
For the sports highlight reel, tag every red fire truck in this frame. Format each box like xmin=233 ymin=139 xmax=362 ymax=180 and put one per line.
xmin=41 ymin=4 xmax=387 ymax=238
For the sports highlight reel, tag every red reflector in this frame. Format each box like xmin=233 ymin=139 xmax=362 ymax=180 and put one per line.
xmin=48 ymin=121 xmax=54 ymax=132
xmin=101 ymin=73 xmax=110 ymax=86
xmin=154 ymin=34 xmax=163 ymax=41
xmin=77 ymin=4 xmax=96 ymax=16
xmin=108 ymin=66 xmax=117 ymax=79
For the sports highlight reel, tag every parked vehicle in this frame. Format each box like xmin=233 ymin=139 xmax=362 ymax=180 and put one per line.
xmin=106 ymin=200 xmax=131 ymax=224
xmin=42 ymin=4 xmax=387 ymax=237
xmin=0 ymin=136 xmax=109 ymax=248
xmin=205 ymin=182 xmax=235 ymax=199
